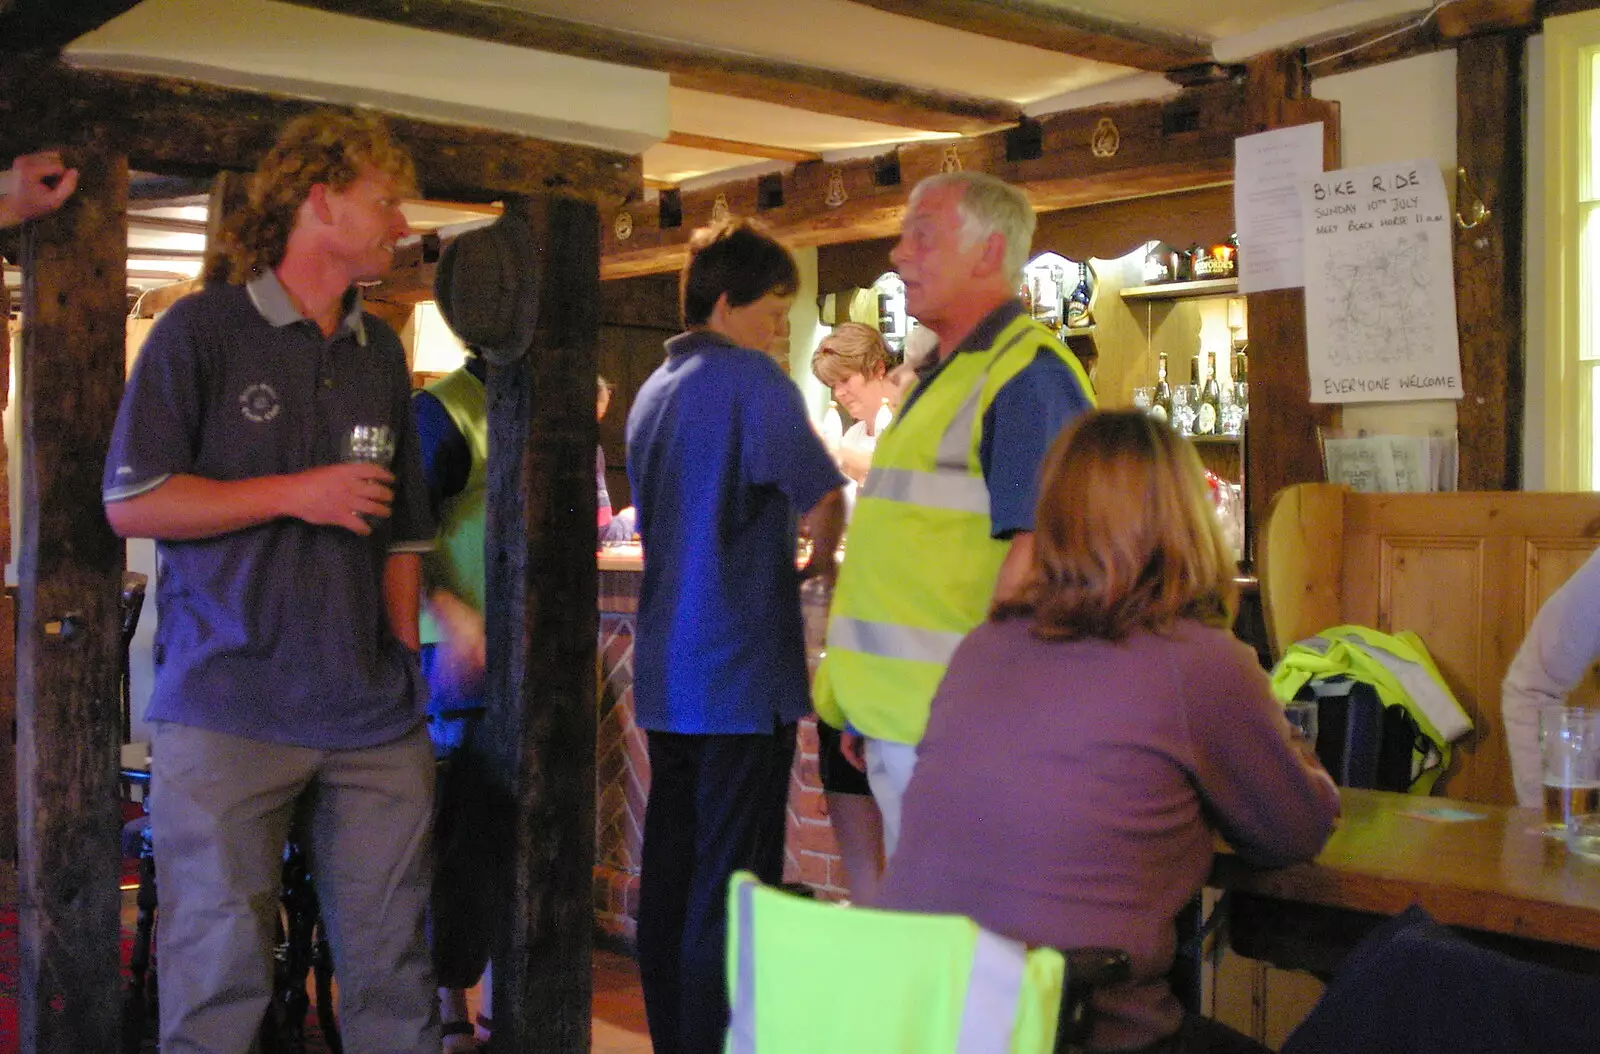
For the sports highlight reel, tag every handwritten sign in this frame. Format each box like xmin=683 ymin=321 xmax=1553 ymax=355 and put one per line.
xmin=1300 ymin=161 xmax=1462 ymax=404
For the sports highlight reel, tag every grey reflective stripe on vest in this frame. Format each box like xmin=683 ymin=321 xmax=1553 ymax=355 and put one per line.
xmin=936 ymin=382 xmax=986 ymax=468
xmin=864 ymin=467 xmax=990 ymax=514
xmin=829 ymin=616 xmax=966 ymax=667
xmin=955 ymin=928 xmax=1029 ymax=1054
xmin=728 ymin=878 xmax=758 ymax=1054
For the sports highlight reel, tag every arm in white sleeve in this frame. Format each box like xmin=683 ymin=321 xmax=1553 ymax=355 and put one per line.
xmin=1503 ymin=547 xmax=1600 ymax=807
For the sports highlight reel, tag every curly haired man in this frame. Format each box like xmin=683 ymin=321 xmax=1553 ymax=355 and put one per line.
xmin=103 ymin=111 xmax=439 ymax=1053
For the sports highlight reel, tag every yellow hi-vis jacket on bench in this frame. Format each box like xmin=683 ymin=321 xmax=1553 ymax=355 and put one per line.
xmin=725 ymin=871 xmax=1066 ymax=1053
xmin=812 ymin=312 xmax=1094 ymax=744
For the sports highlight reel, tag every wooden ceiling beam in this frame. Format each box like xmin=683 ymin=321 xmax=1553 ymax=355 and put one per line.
xmin=127 ymin=214 xmax=208 ymax=235
xmin=0 ymin=55 xmax=641 ymax=206
xmin=275 ymin=0 xmax=1021 ymax=134
xmin=663 ymin=132 xmax=821 ymax=164
xmin=1304 ymin=0 xmax=1536 ymax=78
xmin=600 ymin=81 xmax=1248 ymax=279
xmin=843 ymin=0 xmax=1210 ymax=72
xmin=123 ymin=245 xmax=203 ymax=261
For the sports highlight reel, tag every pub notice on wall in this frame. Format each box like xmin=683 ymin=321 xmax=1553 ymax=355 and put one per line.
xmin=1300 ymin=161 xmax=1462 ymax=404
xmin=1234 ymin=122 xmax=1324 ymax=294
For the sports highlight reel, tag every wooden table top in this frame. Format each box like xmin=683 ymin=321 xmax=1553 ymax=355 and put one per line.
xmin=1210 ymin=788 xmax=1600 ymax=953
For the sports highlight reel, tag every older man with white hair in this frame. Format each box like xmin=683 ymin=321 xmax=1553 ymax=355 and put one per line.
xmin=814 ymin=171 xmax=1096 ymax=854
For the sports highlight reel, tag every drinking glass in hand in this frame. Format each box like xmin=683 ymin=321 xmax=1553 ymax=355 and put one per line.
xmin=342 ymin=424 xmax=395 ymax=528
xmin=343 ymin=424 xmax=396 ymax=467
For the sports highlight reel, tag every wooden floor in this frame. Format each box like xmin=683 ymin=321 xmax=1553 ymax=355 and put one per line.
xmin=591 ymin=947 xmax=653 ymax=1054
xmin=458 ymin=947 xmax=653 ymax=1053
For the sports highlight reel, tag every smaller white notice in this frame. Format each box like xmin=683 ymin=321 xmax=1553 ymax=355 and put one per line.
xmin=1234 ymin=123 xmax=1324 ymax=293
xmin=1301 ymin=161 xmax=1462 ymax=404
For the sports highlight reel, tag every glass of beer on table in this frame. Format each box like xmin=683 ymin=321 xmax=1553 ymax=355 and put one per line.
xmin=1540 ymin=707 xmax=1600 ymax=836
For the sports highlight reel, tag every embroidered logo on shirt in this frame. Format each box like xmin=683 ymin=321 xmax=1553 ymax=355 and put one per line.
xmin=239 ymin=383 xmax=282 ymax=423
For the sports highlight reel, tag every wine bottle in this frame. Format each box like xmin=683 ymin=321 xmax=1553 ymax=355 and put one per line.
xmin=1195 ymin=352 xmax=1221 ymax=436
xmin=1065 ymin=262 xmax=1092 ymax=329
xmin=1151 ymin=352 xmax=1172 ymax=424
xmin=1233 ymin=348 xmax=1249 ymax=414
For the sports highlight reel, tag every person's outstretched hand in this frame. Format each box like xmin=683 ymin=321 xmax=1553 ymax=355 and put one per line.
xmin=0 ymin=151 xmax=80 ymax=228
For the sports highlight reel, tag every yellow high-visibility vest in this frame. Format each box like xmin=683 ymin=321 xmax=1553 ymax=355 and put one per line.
xmin=725 ymin=871 xmax=1065 ymax=1053
xmin=416 ymin=366 xmax=487 ymax=647
xmin=814 ymin=313 xmax=1094 ymax=744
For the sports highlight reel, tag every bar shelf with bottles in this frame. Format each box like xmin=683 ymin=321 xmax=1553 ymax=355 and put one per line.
xmin=1019 ymin=251 xmax=1099 ymax=380
xmin=1123 ymin=238 xmax=1248 ymax=561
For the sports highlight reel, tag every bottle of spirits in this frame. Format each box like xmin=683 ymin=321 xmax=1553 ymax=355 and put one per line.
xmin=1223 ymin=347 xmax=1249 ymax=436
xmin=1065 ymin=262 xmax=1092 ymax=329
xmin=1195 ymin=352 xmax=1222 ymax=436
xmin=1018 ymin=278 xmax=1033 ymax=318
xmin=1151 ymin=352 xmax=1172 ymax=424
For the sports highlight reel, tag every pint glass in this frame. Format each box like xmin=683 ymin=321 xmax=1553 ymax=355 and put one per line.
xmin=1539 ymin=707 xmax=1600 ymax=835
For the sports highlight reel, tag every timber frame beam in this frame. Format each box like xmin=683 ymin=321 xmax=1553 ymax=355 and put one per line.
xmin=843 ymin=0 xmax=1210 ymax=71
xmin=276 ymin=0 xmax=1020 ymax=135
xmin=0 ymin=54 xmax=641 ymax=206
xmin=1302 ymin=0 xmax=1538 ymax=78
xmin=599 ymin=79 xmax=1249 ymax=279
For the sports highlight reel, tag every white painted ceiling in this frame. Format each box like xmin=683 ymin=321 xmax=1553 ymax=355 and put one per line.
xmin=63 ymin=0 xmax=1438 ymax=186
xmin=10 ymin=0 xmax=1446 ymax=292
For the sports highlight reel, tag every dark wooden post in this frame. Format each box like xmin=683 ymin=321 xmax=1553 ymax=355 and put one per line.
xmin=0 ymin=256 xmax=14 ymax=862
xmin=1242 ymin=52 xmax=1342 ymax=559
xmin=482 ymin=194 xmax=599 ymax=1051
xmin=15 ymin=150 xmax=128 ymax=1053
xmin=1454 ymin=31 xmax=1527 ymax=491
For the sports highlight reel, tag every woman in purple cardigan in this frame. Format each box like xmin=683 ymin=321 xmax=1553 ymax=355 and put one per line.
xmin=876 ymin=410 xmax=1340 ymax=1054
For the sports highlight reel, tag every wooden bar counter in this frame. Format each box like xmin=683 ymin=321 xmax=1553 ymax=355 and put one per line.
xmin=1210 ymin=788 xmax=1600 ymax=975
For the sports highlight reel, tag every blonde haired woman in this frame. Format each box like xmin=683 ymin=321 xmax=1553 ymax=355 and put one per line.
xmin=806 ymin=320 xmax=903 ymax=901
xmin=877 ymin=411 xmax=1338 ymax=1054
xmin=810 ymin=321 xmax=899 ymax=485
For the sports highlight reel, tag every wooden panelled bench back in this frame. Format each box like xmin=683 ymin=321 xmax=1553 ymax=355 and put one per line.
xmin=1259 ymin=484 xmax=1600 ymax=804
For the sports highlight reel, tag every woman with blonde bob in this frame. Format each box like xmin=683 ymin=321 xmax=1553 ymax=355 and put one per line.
xmin=876 ymin=411 xmax=1339 ymax=1054
xmin=810 ymin=321 xmax=899 ymax=485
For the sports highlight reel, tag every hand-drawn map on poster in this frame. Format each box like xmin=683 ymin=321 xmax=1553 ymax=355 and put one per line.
xmin=1300 ymin=161 xmax=1462 ymax=404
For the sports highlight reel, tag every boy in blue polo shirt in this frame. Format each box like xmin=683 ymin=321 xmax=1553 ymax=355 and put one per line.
xmin=627 ymin=218 xmax=845 ymax=1054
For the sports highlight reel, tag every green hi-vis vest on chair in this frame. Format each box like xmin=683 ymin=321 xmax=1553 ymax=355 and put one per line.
xmin=1270 ymin=625 xmax=1473 ymax=794
xmin=416 ymin=366 xmax=488 ymax=648
xmin=813 ymin=313 xmax=1094 ymax=745
xmin=725 ymin=872 xmax=1065 ymax=1053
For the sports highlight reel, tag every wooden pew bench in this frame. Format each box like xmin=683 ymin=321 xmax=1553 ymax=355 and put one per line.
xmin=1258 ymin=483 xmax=1600 ymax=805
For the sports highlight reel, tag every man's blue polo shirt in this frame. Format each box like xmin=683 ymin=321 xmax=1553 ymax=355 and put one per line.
xmin=626 ymin=330 xmax=845 ymax=736
xmin=900 ymin=300 xmax=1094 ymax=538
xmin=102 ymin=273 xmax=435 ymax=750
